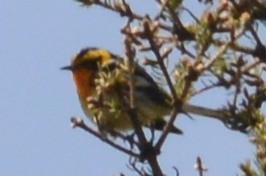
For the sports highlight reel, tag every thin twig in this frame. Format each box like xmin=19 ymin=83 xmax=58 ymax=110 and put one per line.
xmin=125 ymin=33 xmax=164 ymax=176
xmin=195 ymin=156 xmax=208 ymax=176
xmin=155 ymin=107 xmax=179 ymax=150
xmin=71 ymin=117 xmax=139 ymax=158
xmin=124 ymin=34 xmax=148 ymax=149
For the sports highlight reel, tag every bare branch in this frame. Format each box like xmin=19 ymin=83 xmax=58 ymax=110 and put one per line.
xmin=71 ymin=117 xmax=140 ymax=158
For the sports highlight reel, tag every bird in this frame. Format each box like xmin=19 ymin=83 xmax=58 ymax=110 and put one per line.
xmin=62 ymin=47 xmax=224 ymax=134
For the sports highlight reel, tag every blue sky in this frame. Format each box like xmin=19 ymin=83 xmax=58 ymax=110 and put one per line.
xmin=1 ymin=0 xmax=257 ymax=175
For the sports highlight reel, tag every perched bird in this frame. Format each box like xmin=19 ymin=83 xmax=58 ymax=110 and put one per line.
xmin=62 ymin=47 xmax=224 ymax=134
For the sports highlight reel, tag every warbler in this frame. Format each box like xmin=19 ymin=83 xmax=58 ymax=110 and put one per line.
xmin=62 ymin=47 xmax=224 ymax=134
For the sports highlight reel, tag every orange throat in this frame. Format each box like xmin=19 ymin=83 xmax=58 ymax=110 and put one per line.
xmin=72 ymin=69 xmax=95 ymax=100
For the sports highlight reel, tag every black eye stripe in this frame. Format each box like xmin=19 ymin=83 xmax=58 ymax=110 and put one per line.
xmin=81 ymin=60 xmax=99 ymax=70
xmin=71 ymin=60 xmax=99 ymax=71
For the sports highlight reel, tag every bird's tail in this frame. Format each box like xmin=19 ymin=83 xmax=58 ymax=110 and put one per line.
xmin=181 ymin=104 xmax=227 ymax=121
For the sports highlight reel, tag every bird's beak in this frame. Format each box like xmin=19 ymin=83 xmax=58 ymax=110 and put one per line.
xmin=61 ymin=65 xmax=73 ymax=71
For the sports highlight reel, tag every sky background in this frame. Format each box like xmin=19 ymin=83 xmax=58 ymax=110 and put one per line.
xmin=1 ymin=0 xmax=263 ymax=175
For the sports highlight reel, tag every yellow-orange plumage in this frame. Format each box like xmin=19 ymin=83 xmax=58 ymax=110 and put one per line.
xmin=72 ymin=68 xmax=95 ymax=100
xmin=62 ymin=47 xmax=183 ymax=134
